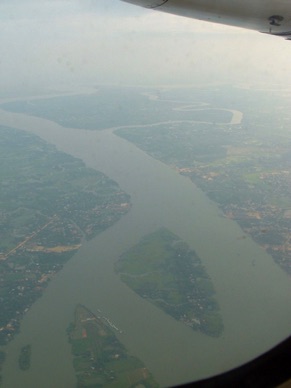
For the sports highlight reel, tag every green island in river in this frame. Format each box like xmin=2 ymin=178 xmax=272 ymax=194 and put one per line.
xmin=67 ymin=304 xmax=159 ymax=388
xmin=115 ymin=228 xmax=223 ymax=337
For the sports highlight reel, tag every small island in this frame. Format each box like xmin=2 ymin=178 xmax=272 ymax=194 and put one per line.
xmin=0 ymin=351 xmax=5 ymax=385
xmin=67 ymin=304 xmax=159 ymax=387
xmin=18 ymin=345 xmax=31 ymax=371
xmin=115 ymin=228 xmax=223 ymax=337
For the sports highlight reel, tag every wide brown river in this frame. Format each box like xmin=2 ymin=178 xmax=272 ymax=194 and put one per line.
xmin=0 ymin=105 xmax=291 ymax=388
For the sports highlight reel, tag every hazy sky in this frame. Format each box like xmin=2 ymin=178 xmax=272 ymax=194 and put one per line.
xmin=1 ymin=0 xmax=291 ymax=95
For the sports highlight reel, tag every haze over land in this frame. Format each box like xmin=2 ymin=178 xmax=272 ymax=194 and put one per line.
xmin=1 ymin=0 xmax=291 ymax=96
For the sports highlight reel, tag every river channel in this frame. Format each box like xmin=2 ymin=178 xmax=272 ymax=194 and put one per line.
xmin=1 ymin=106 xmax=291 ymax=388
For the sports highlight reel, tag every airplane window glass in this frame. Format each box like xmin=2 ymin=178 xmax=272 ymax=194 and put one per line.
xmin=0 ymin=1 xmax=291 ymax=387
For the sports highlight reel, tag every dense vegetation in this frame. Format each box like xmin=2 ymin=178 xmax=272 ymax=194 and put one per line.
xmin=116 ymin=228 xmax=223 ymax=337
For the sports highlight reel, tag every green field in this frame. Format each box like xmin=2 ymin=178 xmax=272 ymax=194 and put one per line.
xmin=115 ymin=228 xmax=223 ymax=337
xmin=67 ymin=305 xmax=159 ymax=387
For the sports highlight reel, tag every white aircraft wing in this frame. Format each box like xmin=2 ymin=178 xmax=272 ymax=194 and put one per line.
xmin=121 ymin=0 xmax=291 ymax=38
